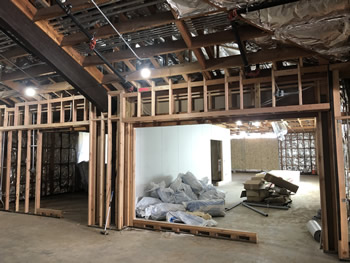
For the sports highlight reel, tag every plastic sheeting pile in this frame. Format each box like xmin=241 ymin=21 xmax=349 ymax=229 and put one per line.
xmin=136 ymin=172 xmax=226 ymax=227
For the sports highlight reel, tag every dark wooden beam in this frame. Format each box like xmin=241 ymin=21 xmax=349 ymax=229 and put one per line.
xmin=61 ymin=11 xmax=175 ymax=47
xmin=83 ymin=27 xmax=267 ymax=67
xmin=0 ymin=65 xmax=54 ymax=81
xmin=0 ymin=47 xmax=28 ymax=62
xmin=33 ymin=0 xmax=111 ymax=21
xmin=1 ymin=0 xmax=108 ymax=111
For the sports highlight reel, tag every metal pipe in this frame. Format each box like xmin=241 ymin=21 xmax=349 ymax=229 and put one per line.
xmin=242 ymin=202 xmax=268 ymax=217
xmin=235 ymin=0 xmax=299 ymax=14
xmin=54 ymin=0 xmax=134 ymax=92
xmin=244 ymin=202 xmax=290 ymax=210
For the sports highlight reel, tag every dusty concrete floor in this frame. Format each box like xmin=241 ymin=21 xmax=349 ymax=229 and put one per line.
xmin=0 ymin=173 xmax=338 ymax=262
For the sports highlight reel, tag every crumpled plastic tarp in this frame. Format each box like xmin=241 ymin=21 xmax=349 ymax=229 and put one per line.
xmin=166 ymin=211 xmax=218 ymax=227
xmin=145 ymin=203 xmax=186 ymax=220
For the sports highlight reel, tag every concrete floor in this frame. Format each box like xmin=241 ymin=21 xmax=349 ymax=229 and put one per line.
xmin=0 ymin=173 xmax=339 ymax=262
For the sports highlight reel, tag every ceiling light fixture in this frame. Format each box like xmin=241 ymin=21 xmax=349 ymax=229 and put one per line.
xmin=25 ymin=87 xmax=36 ymax=97
xmin=236 ymin=120 xmax=242 ymax=126
xmin=140 ymin=67 xmax=151 ymax=79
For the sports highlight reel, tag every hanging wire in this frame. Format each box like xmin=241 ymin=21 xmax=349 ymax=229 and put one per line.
xmin=90 ymin=0 xmax=147 ymax=60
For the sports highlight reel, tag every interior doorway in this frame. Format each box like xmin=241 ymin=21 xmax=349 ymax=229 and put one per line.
xmin=211 ymin=140 xmax=223 ymax=184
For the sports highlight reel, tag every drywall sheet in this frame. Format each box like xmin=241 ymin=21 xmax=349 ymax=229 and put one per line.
xmin=135 ymin=124 xmax=231 ymax=199
xmin=231 ymin=138 xmax=279 ymax=171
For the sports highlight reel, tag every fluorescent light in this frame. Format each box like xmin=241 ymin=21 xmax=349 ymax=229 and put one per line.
xmin=236 ymin=120 xmax=242 ymax=126
xmin=25 ymin=87 xmax=36 ymax=97
xmin=140 ymin=67 xmax=151 ymax=79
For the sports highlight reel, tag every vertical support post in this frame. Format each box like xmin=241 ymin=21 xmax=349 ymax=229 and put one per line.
xmin=72 ymin=98 xmax=77 ymax=122
xmin=106 ymin=95 xmax=112 ymax=227
xmin=37 ymin=104 xmax=42 ymax=125
xmin=151 ymin=81 xmax=156 ymax=116
xmin=83 ymin=98 xmax=89 ymax=121
xmin=255 ymin=83 xmax=261 ymax=108
xmin=88 ymin=104 xmax=97 ymax=226
xmin=169 ymin=79 xmax=173 ymax=115
xmin=332 ymin=70 xmax=349 ymax=259
xmin=239 ymin=69 xmax=244 ymax=110
xmin=203 ymin=77 xmax=208 ymax=112
xmin=129 ymin=125 xmax=135 ymax=225
xmin=99 ymin=117 xmax=105 ymax=227
xmin=137 ymin=84 xmax=142 ymax=117
xmin=187 ymin=79 xmax=192 ymax=113
xmin=298 ymin=63 xmax=303 ymax=105
xmin=34 ymin=131 xmax=43 ymax=214
xmin=117 ymin=121 xmax=125 ymax=229
xmin=60 ymin=101 xmax=65 ymax=123
xmin=271 ymin=66 xmax=276 ymax=107
xmin=5 ymin=130 xmax=12 ymax=210
xmin=225 ymin=72 xmax=229 ymax=111
xmin=47 ymin=101 xmax=52 ymax=124
xmin=25 ymin=130 xmax=31 ymax=213
xmin=124 ymin=124 xmax=131 ymax=226
xmin=15 ymin=130 xmax=22 ymax=212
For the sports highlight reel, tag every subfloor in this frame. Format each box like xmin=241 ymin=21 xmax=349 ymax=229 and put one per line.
xmin=0 ymin=174 xmax=339 ymax=262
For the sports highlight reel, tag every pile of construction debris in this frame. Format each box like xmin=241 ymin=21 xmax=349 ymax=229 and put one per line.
xmin=136 ymin=172 xmax=226 ymax=227
xmin=242 ymin=172 xmax=299 ymax=206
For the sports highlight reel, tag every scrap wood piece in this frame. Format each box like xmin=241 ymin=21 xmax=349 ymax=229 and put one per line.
xmin=264 ymin=173 xmax=299 ymax=193
xmin=133 ymin=219 xmax=257 ymax=243
xmin=36 ymin=208 xmax=63 ymax=218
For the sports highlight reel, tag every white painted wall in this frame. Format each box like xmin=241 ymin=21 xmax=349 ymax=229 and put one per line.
xmin=135 ymin=124 xmax=231 ymax=199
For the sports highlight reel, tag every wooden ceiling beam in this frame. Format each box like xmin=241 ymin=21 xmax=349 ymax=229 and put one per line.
xmin=7 ymin=0 xmax=108 ymax=111
xmin=121 ymin=47 xmax=310 ymax=82
xmin=0 ymin=47 xmax=28 ymax=62
xmin=174 ymin=19 xmax=212 ymax=80
xmin=0 ymin=65 xmax=55 ymax=82
xmin=83 ymin=27 xmax=266 ymax=67
xmin=33 ymin=0 xmax=111 ymax=21
xmin=61 ymin=11 xmax=175 ymax=47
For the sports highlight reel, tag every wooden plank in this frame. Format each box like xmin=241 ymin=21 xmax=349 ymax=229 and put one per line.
xmin=255 ymin=83 xmax=261 ymax=108
xmin=169 ymin=79 xmax=173 ymax=115
xmin=106 ymin=95 xmax=112 ymax=228
xmin=117 ymin=120 xmax=125 ymax=229
xmin=203 ymin=77 xmax=208 ymax=113
xmin=316 ymin=114 xmax=329 ymax=250
xmin=72 ymin=99 xmax=77 ymax=122
xmin=225 ymin=73 xmax=229 ymax=111
xmin=123 ymin=124 xmax=131 ymax=226
xmin=272 ymin=67 xmax=276 ymax=107
xmin=151 ymin=81 xmax=156 ymax=117
xmin=332 ymin=70 xmax=349 ymax=259
xmin=298 ymin=64 xmax=303 ymax=105
xmin=15 ymin=130 xmax=22 ymax=212
xmin=133 ymin=219 xmax=258 ymax=243
xmin=88 ymin=105 xmax=97 ymax=225
xmin=34 ymin=131 xmax=43 ymax=214
xmin=47 ymin=102 xmax=52 ymax=124
xmin=137 ymin=85 xmax=142 ymax=118
xmin=123 ymin=103 xmax=330 ymax=123
xmin=4 ymin=130 xmax=12 ymax=210
xmin=24 ymin=130 xmax=31 ymax=213
xmin=99 ymin=118 xmax=105 ymax=227
xmin=60 ymin=101 xmax=65 ymax=123
xmin=239 ymin=70 xmax=244 ymax=110
xmin=187 ymin=80 xmax=192 ymax=113
xmin=129 ymin=126 xmax=136 ymax=225
xmin=36 ymin=208 xmax=63 ymax=218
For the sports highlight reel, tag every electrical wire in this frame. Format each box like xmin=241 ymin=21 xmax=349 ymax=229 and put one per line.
xmin=90 ymin=0 xmax=147 ymax=61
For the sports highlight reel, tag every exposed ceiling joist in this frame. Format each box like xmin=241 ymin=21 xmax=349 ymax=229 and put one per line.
xmin=82 ymin=27 xmax=267 ymax=67
xmin=1 ymin=0 xmax=108 ymax=111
